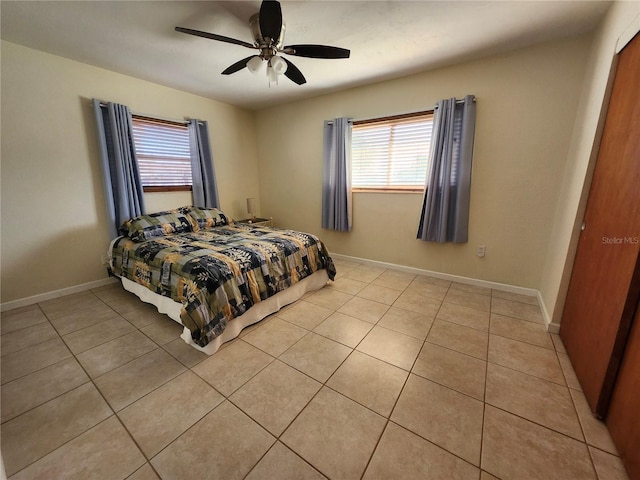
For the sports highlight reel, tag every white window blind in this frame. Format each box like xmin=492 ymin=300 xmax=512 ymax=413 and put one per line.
xmin=131 ymin=116 xmax=192 ymax=189
xmin=352 ymin=112 xmax=434 ymax=190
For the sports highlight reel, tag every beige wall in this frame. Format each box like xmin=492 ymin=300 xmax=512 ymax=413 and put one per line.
xmin=4 ymin=5 xmax=634 ymax=314
xmin=540 ymin=2 xmax=640 ymax=327
xmin=0 ymin=41 xmax=260 ymax=303
xmin=255 ymin=35 xmax=591 ymax=288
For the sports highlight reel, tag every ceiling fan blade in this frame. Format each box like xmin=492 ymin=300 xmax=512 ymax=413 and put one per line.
xmin=283 ymin=44 xmax=350 ymax=59
xmin=175 ymin=26 xmax=255 ymax=49
xmin=282 ymin=58 xmax=306 ymax=85
xmin=259 ymin=0 xmax=283 ymax=42
xmin=222 ymin=56 xmax=260 ymax=75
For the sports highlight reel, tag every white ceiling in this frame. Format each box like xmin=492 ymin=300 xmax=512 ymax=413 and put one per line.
xmin=1 ymin=1 xmax=611 ymax=110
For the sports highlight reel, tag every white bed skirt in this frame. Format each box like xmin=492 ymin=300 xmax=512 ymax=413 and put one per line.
xmin=119 ymin=270 xmax=330 ymax=355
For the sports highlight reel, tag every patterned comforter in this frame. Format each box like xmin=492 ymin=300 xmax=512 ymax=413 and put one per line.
xmin=110 ymin=224 xmax=336 ymax=348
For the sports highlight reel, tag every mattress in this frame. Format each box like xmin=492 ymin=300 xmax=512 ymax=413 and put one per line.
xmin=109 ymin=222 xmax=335 ymax=353
xmin=118 ymin=270 xmax=329 ymax=355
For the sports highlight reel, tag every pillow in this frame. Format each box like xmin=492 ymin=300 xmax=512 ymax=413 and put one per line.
xmin=179 ymin=206 xmax=229 ymax=230
xmin=119 ymin=209 xmax=195 ymax=242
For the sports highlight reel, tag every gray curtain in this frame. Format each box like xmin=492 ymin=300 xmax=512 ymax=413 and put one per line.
xmin=417 ymin=95 xmax=476 ymax=243
xmin=189 ymin=119 xmax=220 ymax=208
xmin=322 ymin=117 xmax=352 ymax=231
xmin=92 ymin=99 xmax=146 ymax=239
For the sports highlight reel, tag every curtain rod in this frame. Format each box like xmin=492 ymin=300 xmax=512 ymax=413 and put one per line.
xmin=94 ymin=100 xmax=193 ymax=126
xmin=434 ymin=96 xmax=476 ymax=109
xmin=327 ymin=97 xmax=476 ymax=125
xmin=326 ymin=110 xmax=431 ymax=126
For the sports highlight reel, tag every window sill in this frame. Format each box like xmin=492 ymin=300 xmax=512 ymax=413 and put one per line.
xmin=143 ymin=186 xmax=192 ymax=193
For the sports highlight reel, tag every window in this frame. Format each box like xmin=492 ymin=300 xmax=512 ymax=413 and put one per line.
xmin=131 ymin=116 xmax=192 ymax=192
xmin=352 ymin=111 xmax=434 ymax=191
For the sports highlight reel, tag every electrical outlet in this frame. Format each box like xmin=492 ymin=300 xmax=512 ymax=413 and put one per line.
xmin=476 ymin=245 xmax=486 ymax=257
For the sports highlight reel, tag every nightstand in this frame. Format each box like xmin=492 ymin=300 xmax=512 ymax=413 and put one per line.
xmin=236 ymin=217 xmax=274 ymax=227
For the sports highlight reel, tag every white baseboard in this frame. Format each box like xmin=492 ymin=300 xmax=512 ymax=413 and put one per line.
xmin=547 ymin=321 xmax=561 ymax=334
xmin=330 ymin=252 xmax=554 ymax=329
xmin=331 ymin=253 xmax=539 ymax=297
xmin=536 ymin=291 xmax=555 ymax=332
xmin=1 ymin=277 xmax=118 ymax=313
xmin=3 ymin=255 xmax=555 ymax=331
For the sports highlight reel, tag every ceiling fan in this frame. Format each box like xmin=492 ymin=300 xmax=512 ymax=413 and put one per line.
xmin=175 ymin=0 xmax=350 ymax=85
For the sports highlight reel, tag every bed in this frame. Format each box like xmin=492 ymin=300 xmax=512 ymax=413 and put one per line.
xmin=108 ymin=206 xmax=336 ymax=355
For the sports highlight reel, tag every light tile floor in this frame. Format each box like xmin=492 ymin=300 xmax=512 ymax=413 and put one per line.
xmin=0 ymin=259 xmax=631 ymax=480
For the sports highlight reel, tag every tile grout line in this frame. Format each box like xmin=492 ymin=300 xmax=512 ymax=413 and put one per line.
xmin=230 ymin=330 xmax=354 ymax=479
xmin=354 ymin=270 xmax=421 ymax=480
xmin=0 ymin=339 xmax=73 ymax=387
xmin=16 ymin=266 xmax=352 ymax=476
xmin=551 ymin=339 xmax=598 ymax=448
xmin=358 ymin=280 xmax=449 ymax=479
xmin=351 ymin=272 xmax=490 ymax=475
xmin=586 ymin=442 xmax=604 ymax=480
xmin=431 ymin=310 xmax=491 ymax=334
xmin=5 ymin=416 xmax=120 ymax=479
xmin=194 ymin=268 xmax=482 ymax=479
xmin=120 ymin=276 xmax=613 ymax=477
xmin=479 ymin=299 xmax=491 ymax=473
xmin=240 ymin=303 xmax=438 ymax=422
xmin=0 ymin=302 xmax=48 ymax=334
xmin=487 ymin=402 xmax=604 ymax=449
xmin=422 ymin=334 xmax=487 ymax=362
xmin=0 ymin=325 xmax=59 ymax=361
xmin=549 ymin=340 xmax=620 ymax=478
xmin=4 ymin=302 xmax=135 ymax=477
xmin=7 ymin=288 xmax=203 ymax=478
xmin=4 ymin=264 xmax=604 ymax=480
xmin=486 ymin=329 xmax=556 ymax=351
xmin=0 ymin=357 xmax=91 ymax=425
xmin=236 ymin=268 xmax=402 ymax=479
xmin=91 ymin=288 xmax=253 ymax=477
xmin=42 ymin=304 xmax=158 ymax=474
xmin=482 ymin=328 xmax=611 ymax=445
xmin=483 ymin=359 xmax=570 ymax=389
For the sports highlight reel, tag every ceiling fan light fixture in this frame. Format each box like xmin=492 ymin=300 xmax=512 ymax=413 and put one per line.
xmin=267 ymin=63 xmax=278 ymax=85
xmin=270 ymin=55 xmax=287 ymax=75
xmin=247 ymin=56 xmax=263 ymax=74
xmin=175 ymin=0 xmax=349 ymax=86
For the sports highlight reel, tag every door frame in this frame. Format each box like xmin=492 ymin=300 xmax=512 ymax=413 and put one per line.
xmin=558 ymin=30 xmax=640 ymax=417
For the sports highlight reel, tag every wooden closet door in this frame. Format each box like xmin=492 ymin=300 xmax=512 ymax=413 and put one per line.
xmin=559 ymin=32 xmax=640 ymax=417
xmin=606 ymin=302 xmax=640 ymax=480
